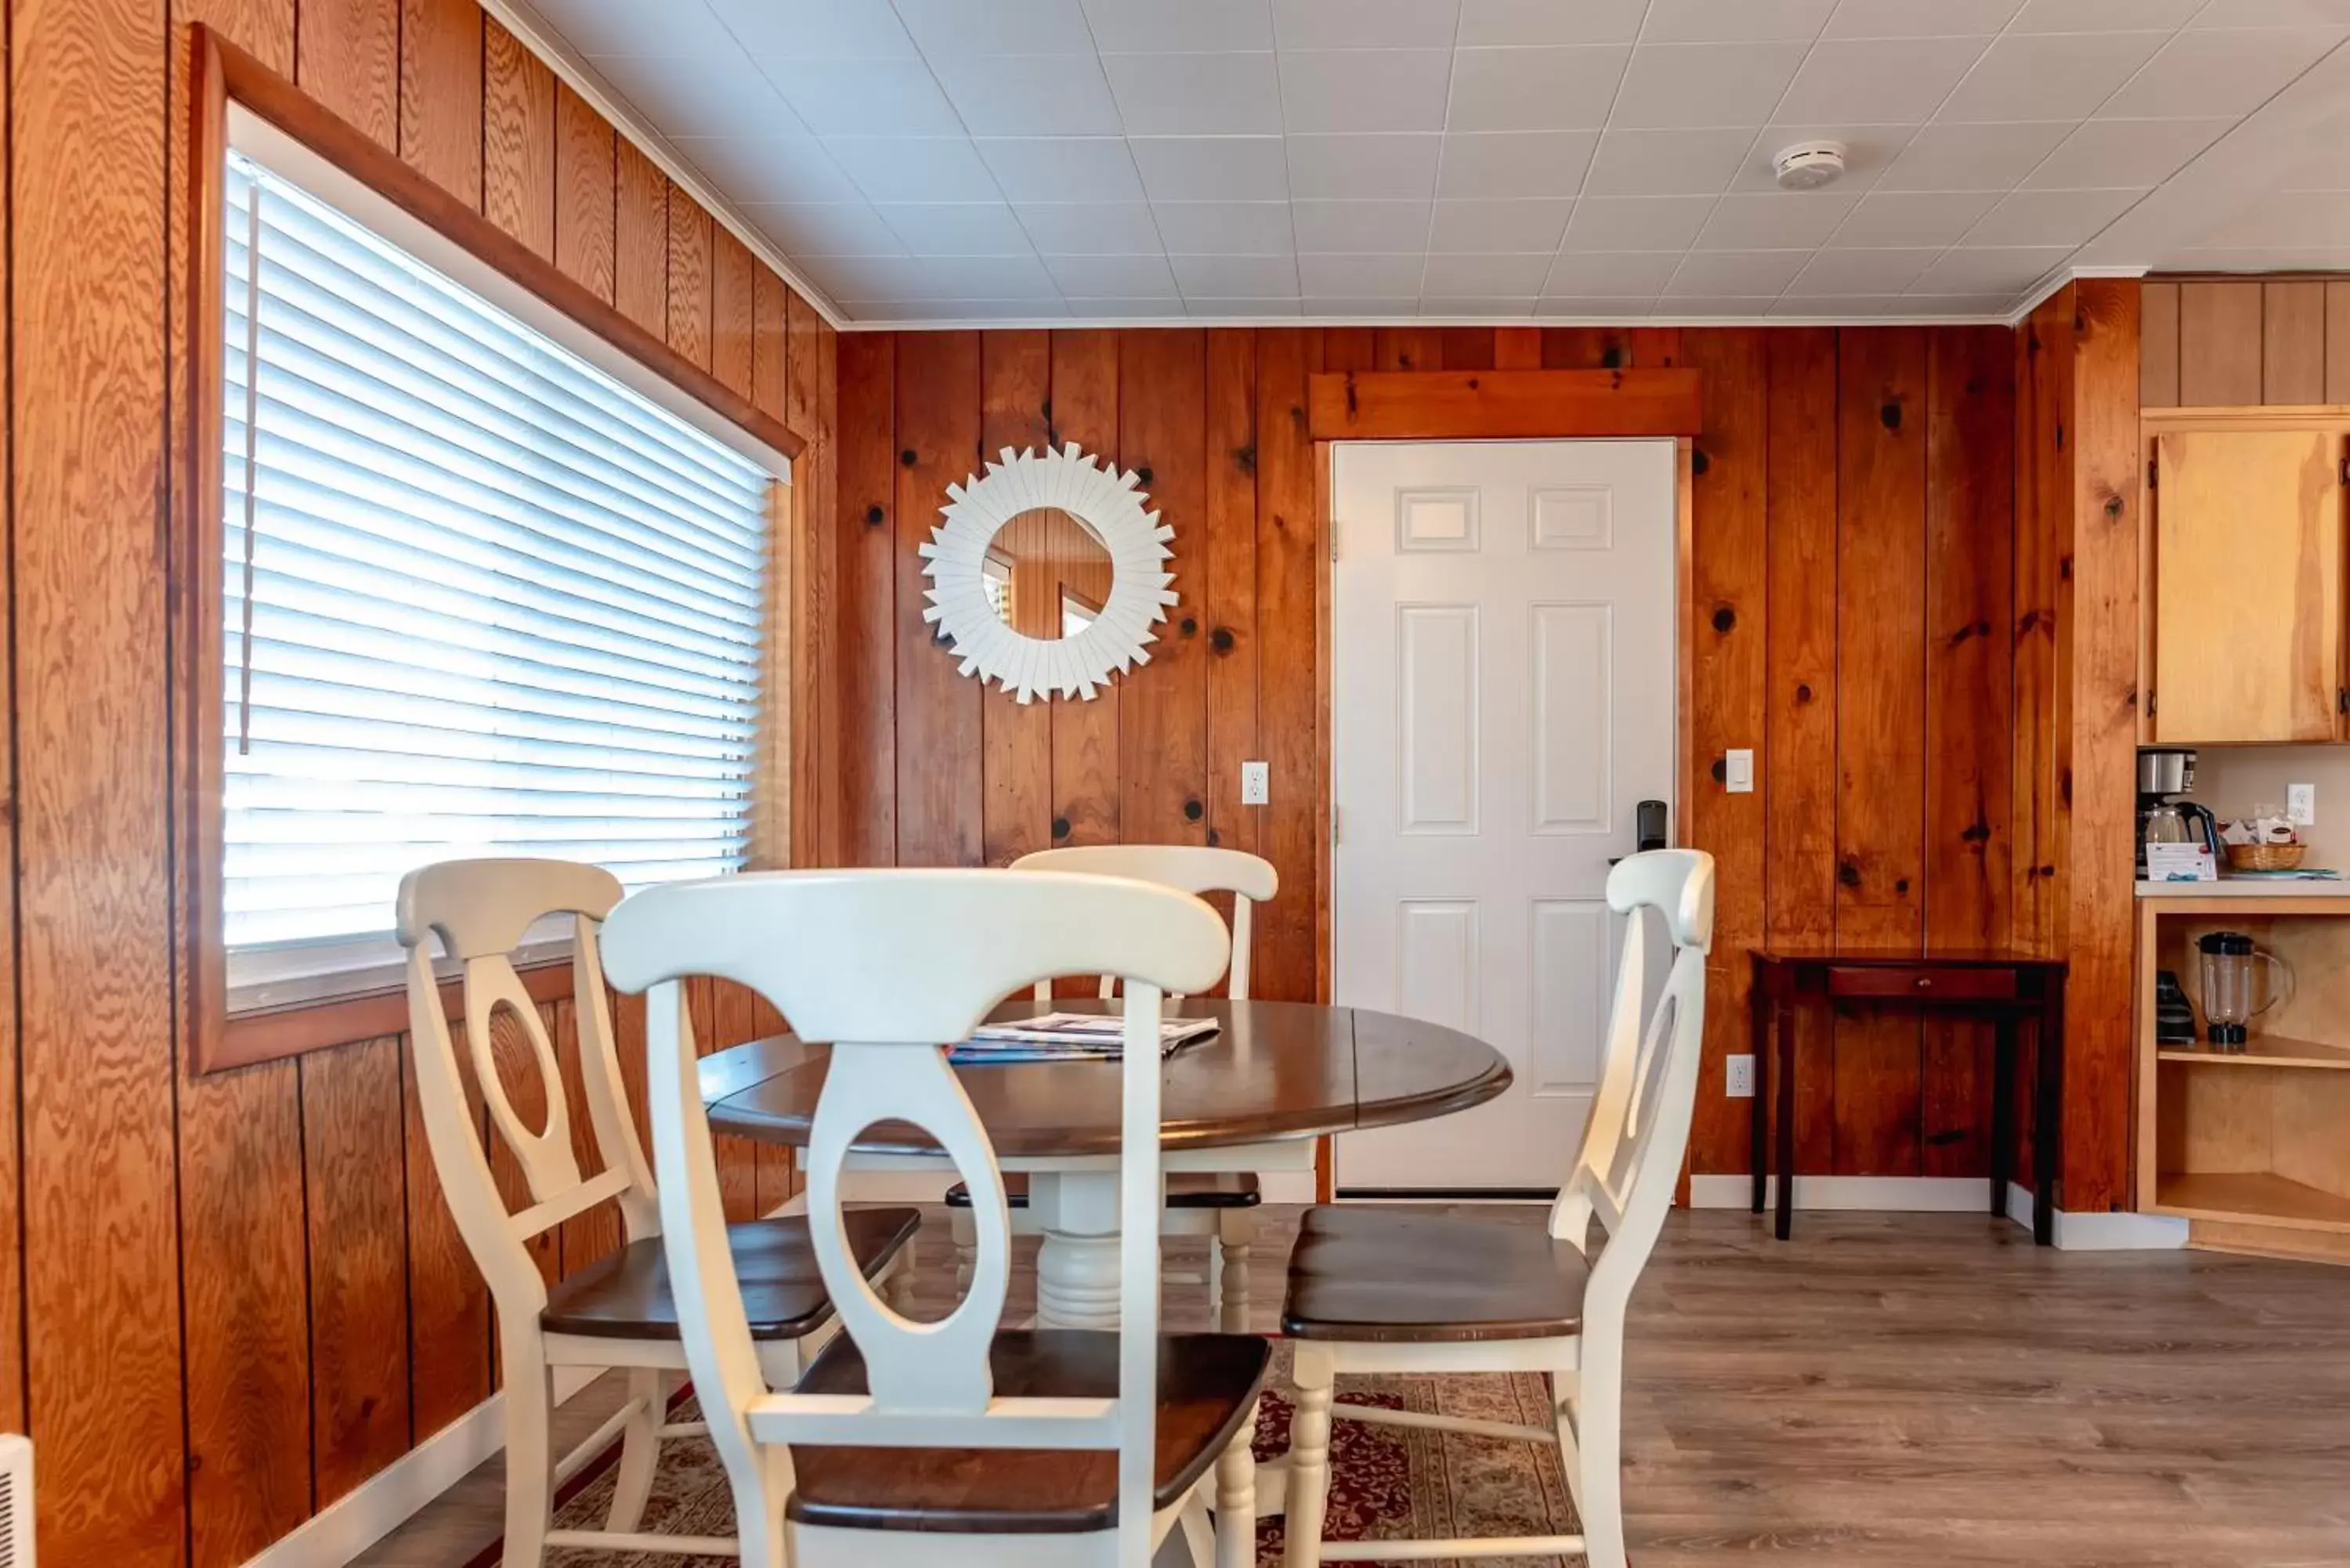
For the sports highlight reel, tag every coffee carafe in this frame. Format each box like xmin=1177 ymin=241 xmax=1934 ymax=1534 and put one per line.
xmin=2196 ymin=931 xmax=2291 ymax=1050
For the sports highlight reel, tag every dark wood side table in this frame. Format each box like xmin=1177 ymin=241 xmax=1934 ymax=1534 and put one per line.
xmin=1748 ymin=949 xmax=2067 ymax=1245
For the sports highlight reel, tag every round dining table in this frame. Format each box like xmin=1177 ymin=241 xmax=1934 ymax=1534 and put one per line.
xmin=697 ymin=996 xmax=1513 ymax=1330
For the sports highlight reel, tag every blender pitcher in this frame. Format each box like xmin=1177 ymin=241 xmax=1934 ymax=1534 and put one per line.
xmin=2196 ymin=931 xmax=2292 ymax=1050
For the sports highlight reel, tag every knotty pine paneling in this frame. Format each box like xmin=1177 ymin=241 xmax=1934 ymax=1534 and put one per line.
xmin=2146 ymin=276 xmax=2350 ymax=414
xmin=8 ymin=2 xmax=835 ymax=1559
xmin=615 ymin=141 xmax=668 ymax=338
xmin=712 ymin=225 xmax=756 ymax=400
xmin=483 ymin=16 xmax=555 ymax=257
xmin=667 ymin=189 xmax=713 ymax=373
xmin=830 ymin=325 xmax=2034 ymax=1172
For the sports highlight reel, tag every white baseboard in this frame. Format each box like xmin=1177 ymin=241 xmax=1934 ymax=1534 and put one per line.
xmin=1684 ymin=1174 xmax=2189 ymax=1252
xmin=240 ymin=1367 xmax=602 ymax=1568
xmin=2005 ymin=1180 xmax=2189 ymax=1252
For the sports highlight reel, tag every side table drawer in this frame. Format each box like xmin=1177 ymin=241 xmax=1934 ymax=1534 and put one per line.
xmin=1826 ymin=966 xmax=2017 ymax=1002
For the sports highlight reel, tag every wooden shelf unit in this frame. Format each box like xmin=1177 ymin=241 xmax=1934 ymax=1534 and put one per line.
xmin=2136 ymin=894 xmax=2350 ymax=1263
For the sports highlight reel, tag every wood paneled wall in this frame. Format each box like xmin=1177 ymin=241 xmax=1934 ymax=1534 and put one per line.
xmin=5 ymin=2 xmax=833 ymax=1563
xmin=2142 ymin=277 xmax=2350 ymax=409
xmin=830 ymin=323 xmax=2027 ymax=1179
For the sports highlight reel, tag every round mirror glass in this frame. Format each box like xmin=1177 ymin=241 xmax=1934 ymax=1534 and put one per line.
xmin=982 ymin=507 xmax=1115 ymax=641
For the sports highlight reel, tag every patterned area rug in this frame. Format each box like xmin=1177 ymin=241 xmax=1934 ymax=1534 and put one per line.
xmin=543 ymin=1349 xmax=1581 ymax=1568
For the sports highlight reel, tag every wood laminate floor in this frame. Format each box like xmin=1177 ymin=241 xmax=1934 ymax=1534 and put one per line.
xmin=354 ymin=1206 xmax=2350 ymax=1566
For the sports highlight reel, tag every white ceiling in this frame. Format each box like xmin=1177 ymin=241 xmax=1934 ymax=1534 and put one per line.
xmin=509 ymin=0 xmax=2350 ymax=327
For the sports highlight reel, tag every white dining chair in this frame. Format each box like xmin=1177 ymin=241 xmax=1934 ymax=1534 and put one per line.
xmin=1274 ymin=848 xmax=1714 ymax=1568
xmin=396 ymin=858 xmax=921 ymax=1566
xmin=945 ymin=844 xmax=1279 ymax=1326
xmin=599 ymin=867 xmax=1269 ymax=1568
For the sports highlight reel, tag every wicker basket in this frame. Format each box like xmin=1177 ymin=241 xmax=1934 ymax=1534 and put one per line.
xmin=2227 ymin=842 xmax=2307 ymax=873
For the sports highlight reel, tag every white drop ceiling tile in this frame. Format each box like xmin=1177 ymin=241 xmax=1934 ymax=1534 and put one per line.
xmin=1059 ymin=295 xmax=1191 ymax=316
xmin=1287 ymin=134 xmax=1446 ymax=198
xmin=1694 ymin=191 xmax=1860 ymax=249
xmin=1908 ymin=244 xmax=2071 ymax=293
xmin=667 ymin=135 xmax=854 ymax=205
xmin=1877 ymin=120 xmax=2072 ymax=190
xmin=1101 ymin=52 xmax=1283 ymax=134
xmin=2008 ymin=0 xmax=2200 ymax=30
xmin=1893 ymin=291 xmax=2021 ymax=313
xmin=1820 ymin=0 xmax=2022 ymax=39
xmin=1303 ymin=297 xmax=1412 ymax=314
xmin=1642 ymin=0 xmax=1839 ymax=42
xmin=1611 ymin=42 xmax=1811 ymax=129
xmin=1535 ymin=295 xmax=1660 ymax=316
xmin=1298 ymin=253 xmax=1426 ymax=294
xmin=703 ymin=0 xmax=920 ymax=60
xmin=1173 ymin=254 xmax=1305 ymax=294
xmin=1446 ymin=47 xmax=1629 ymax=132
xmin=1419 ymin=251 xmax=1554 ymax=294
xmin=1580 ymin=128 xmax=1754 ymax=196
xmin=2188 ymin=0 xmax=2350 ymax=23
xmin=1429 ymin=198 xmax=1575 ymax=251
xmin=823 ymin=135 xmax=997 ymax=203
xmin=1775 ymin=38 xmax=1992 ymax=125
xmin=1291 ymin=200 xmax=1434 ymax=251
xmin=1418 ymin=295 xmax=1541 ymax=314
xmin=1274 ymin=0 xmax=1462 ymax=48
xmin=1279 ymin=49 xmax=1455 ymax=132
xmin=1130 ymin=136 xmax=1292 ymax=201
xmin=2101 ymin=28 xmax=2348 ymax=120
xmin=1829 ymin=190 xmax=1999 ymax=246
xmin=1730 ymin=125 xmax=1913 ymax=192
xmin=1152 ymin=200 xmax=1297 ymax=251
xmin=1543 ymin=250 xmax=1685 ymax=294
xmin=1459 ymin=0 xmax=1649 ymax=44
xmin=1784 ymin=246 xmax=1940 ymax=292
xmin=871 ymin=298 xmax=1072 ymax=320
xmin=1965 ymin=186 xmax=2143 ymax=246
xmin=1770 ymin=294 xmax=1901 ymax=314
xmin=1201 ymin=296 xmax=1307 ymax=313
xmin=1080 ymin=0 xmax=1275 ymax=52
xmin=2186 ymin=190 xmax=2350 ymax=249
xmin=801 ymin=254 xmax=933 ymax=299
xmin=741 ymin=202 xmax=909 ymax=257
xmin=918 ymin=255 xmax=1063 ymax=298
xmin=1013 ymin=201 xmax=1166 ymax=253
xmin=1560 ymin=194 xmax=1718 ymax=250
xmin=2157 ymin=245 xmax=2347 ymax=270
xmin=1937 ymin=32 xmax=2169 ymax=122
xmin=1436 ymin=132 xmax=1603 ymax=197
xmin=765 ymin=55 xmax=964 ymax=136
xmin=976 ymin=139 xmax=1148 ymax=204
xmin=1660 ymin=295 xmax=1789 ymax=314
xmin=542 ymin=0 xmax=738 ymax=57
xmin=875 ymin=202 xmax=1036 ymax=256
xmin=2023 ymin=118 xmax=2229 ymax=190
xmin=891 ymin=0 xmax=1092 ymax=55
xmin=928 ymin=55 xmax=1123 ymax=137
xmin=588 ymin=53 xmax=812 ymax=139
xmin=1662 ymin=249 xmax=1810 ymax=294
xmin=1043 ymin=253 xmax=1183 ymax=296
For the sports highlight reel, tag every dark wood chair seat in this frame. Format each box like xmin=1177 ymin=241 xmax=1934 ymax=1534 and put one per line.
xmin=540 ymin=1208 xmax=920 ymax=1342
xmin=942 ymin=1172 xmax=1261 ymax=1210
xmin=784 ymin=1330 xmax=1271 ymax=1534
xmin=1281 ymin=1206 xmax=1589 ymax=1343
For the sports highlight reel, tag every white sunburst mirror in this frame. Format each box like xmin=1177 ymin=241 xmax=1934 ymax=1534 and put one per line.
xmin=920 ymin=442 xmax=1177 ymax=703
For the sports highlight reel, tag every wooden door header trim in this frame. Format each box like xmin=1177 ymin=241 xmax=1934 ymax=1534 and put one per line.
xmin=1307 ymin=367 xmax=1702 ymax=441
xmin=192 ymin=23 xmax=803 ymax=463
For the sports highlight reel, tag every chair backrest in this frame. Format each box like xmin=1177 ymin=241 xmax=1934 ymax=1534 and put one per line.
xmin=600 ymin=869 xmax=1231 ymax=1566
xmin=1549 ymin=849 xmax=1714 ymax=1329
xmin=1010 ymin=844 xmax=1278 ymax=999
xmin=396 ymin=858 xmax=657 ymax=1318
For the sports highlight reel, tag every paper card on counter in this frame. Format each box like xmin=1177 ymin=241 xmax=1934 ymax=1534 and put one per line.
xmin=2146 ymin=843 xmax=2217 ymax=882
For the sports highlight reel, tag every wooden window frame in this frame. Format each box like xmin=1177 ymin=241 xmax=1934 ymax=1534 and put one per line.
xmin=185 ymin=24 xmax=808 ymax=1072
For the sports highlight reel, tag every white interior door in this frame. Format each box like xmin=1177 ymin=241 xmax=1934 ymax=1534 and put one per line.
xmin=1332 ymin=439 xmax=1678 ymax=1193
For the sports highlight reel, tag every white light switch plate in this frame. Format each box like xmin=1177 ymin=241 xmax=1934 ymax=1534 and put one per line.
xmin=1241 ymin=761 xmax=1270 ymax=806
xmin=2290 ymin=782 xmax=2316 ymax=826
xmin=1723 ymin=749 xmax=1754 ymax=794
xmin=1726 ymin=1054 xmax=1755 ymax=1098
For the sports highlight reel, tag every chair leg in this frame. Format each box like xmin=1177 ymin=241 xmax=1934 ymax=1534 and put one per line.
xmin=1284 ymin=1345 xmax=1336 ymax=1568
xmin=734 ymin=1447 xmax=793 ymax=1568
xmin=500 ymin=1340 xmax=555 ymax=1568
xmin=1214 ymin=1398 xmax=1259 ymax=1568
xmin=605 ymin=1366 xmax=663 ymax=1534
xmin=949 ymin=1206 xmax=976 ymax=1293
xmin=1214 ymin=1212 xmax=1253 ymax=1331
xmin=1573 ymin=1346 xmax=1628 ymax=1568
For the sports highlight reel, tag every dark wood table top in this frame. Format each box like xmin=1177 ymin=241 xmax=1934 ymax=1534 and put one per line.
xmin=699 ymin=998 xmax=1513 ymax=1158
xmin=1750 ymin=947 xmax=2066 ymax=970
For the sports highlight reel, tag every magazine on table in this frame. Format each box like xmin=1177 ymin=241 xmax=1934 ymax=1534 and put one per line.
xmin=949 ymin=1010 xmax=1220 ymax=1064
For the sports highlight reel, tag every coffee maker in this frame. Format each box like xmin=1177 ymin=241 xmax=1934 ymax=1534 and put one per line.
xmin=2138 ymin=746 xmax=2220 ymax=878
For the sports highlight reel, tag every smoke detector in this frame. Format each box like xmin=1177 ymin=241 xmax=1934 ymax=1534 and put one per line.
xmin=1773 ymin=141 xmax=1847 ymax=191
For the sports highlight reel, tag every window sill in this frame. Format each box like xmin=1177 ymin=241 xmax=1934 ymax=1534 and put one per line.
xmin=213 ymin=958 xmax=574 ymax=1071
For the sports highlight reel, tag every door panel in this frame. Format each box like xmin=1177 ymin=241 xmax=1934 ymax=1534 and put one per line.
xmin=1334 ymin=439 xmax=1677 ymax=1192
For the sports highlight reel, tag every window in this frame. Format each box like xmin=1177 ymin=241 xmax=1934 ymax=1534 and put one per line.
xmin=221 ymin=146 xmax=783 ymax=1010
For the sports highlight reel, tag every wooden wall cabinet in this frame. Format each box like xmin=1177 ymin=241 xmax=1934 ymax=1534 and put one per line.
xmin=2144 ymin=417 xmax=2347 ymax=745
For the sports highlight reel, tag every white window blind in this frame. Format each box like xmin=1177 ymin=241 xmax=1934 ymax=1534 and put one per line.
xmin=222 ymin=149 xmax=774 ymax=996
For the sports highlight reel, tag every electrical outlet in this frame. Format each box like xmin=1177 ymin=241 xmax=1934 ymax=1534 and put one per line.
xmin=1726 ymin=1053 xmax=1755 ymax=1098
xmin=1724 ymin=749 xmax=1755 ymax=794
xmin=1241 ymin=761 xmax=1271 ymax=806
xmin=2290 ymin=782 xmax=2316 ymax=826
